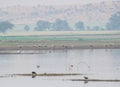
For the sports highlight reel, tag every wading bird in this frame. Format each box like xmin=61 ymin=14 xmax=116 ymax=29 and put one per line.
xmin=84 ymin=76 xmax=88 ymax=80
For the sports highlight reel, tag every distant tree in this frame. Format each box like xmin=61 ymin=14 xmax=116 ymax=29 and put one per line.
xmin=52 ymin=19 xmax=71 ymax=31
xmin=35 ymin=20 xmax=51 ymax=31
xmin=101 ymin=28 xmax=105 ymax=31
xmin=0 ymin=21 xmax=14 ymax=33
xmin=86 ymin=26 xmax=91 ymax=30
xmin=24 ymin=25 xmax=30 ymax=31
xmin=106 ymin=12 xmax=120 ymax=30
xmin=31 ymin=12 xmax=39 ymax=17
xmin=75 ymin=21 xmax=85 ymax=31
xmin=93 ymin=26 xmax=100 ymax=31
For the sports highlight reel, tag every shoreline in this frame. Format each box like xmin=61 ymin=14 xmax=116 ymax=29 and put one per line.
xmin=0 ymin=33 xmax=120 ymax=53
xmin=0 ymin=44 xmax=120 ymax=54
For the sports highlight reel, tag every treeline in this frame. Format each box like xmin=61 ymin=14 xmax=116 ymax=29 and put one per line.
xmin=34 ymin=12 xmax=120 ymax=31
xmin=34 ymin=19 xmax=85 ymax=31
xmin=0 ymin=12 xmax=120 ymax=33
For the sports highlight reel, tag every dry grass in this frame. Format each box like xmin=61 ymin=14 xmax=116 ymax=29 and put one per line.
xmin=0 ymin=31 xmax=120 ymax=36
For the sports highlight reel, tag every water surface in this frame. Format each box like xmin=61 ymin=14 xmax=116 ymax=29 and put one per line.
xmin=0 ymin=49 xmax=120 ymax=87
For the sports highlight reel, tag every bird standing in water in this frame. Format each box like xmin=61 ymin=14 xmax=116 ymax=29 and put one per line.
xmin=32 ymin=71 xmax=37 ymax=75
xmin=32 ymin=71 xmax=37 ymax=78
xmin=84 ymin=76 xmax=88 ymax=84
xmin=84 ymin=76 xmax=88 ymax=80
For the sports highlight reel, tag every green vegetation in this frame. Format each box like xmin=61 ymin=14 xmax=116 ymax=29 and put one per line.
xmin=0 ymin=35 xmax=120 ymax=41
xmin=0 ymin=36 xmax=86 ymax=41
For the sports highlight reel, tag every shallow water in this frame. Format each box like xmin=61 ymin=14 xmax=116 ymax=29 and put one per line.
xmin=0 ymin=49 xmax=120 ymax=87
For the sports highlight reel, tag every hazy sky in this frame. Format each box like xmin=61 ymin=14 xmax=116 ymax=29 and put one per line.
xmin=0 ymin=0 xmax=110 ymax=7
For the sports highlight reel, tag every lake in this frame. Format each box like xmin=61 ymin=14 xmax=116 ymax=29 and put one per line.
xmin=0 ymin=49 xmax=120 ymax=87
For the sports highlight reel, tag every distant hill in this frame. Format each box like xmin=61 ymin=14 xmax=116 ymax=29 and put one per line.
xmin=0 ymin=0 xmax=120 ymax=30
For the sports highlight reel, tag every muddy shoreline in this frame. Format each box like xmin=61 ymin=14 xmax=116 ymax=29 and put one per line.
xmin=0 ymin=38 xmax=120 ymax=53
xmin=0 ymin=45 xmax=120 ymax=54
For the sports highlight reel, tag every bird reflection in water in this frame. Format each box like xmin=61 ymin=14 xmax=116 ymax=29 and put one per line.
xmin=84 ymin=76 xmax=88 ymax=84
